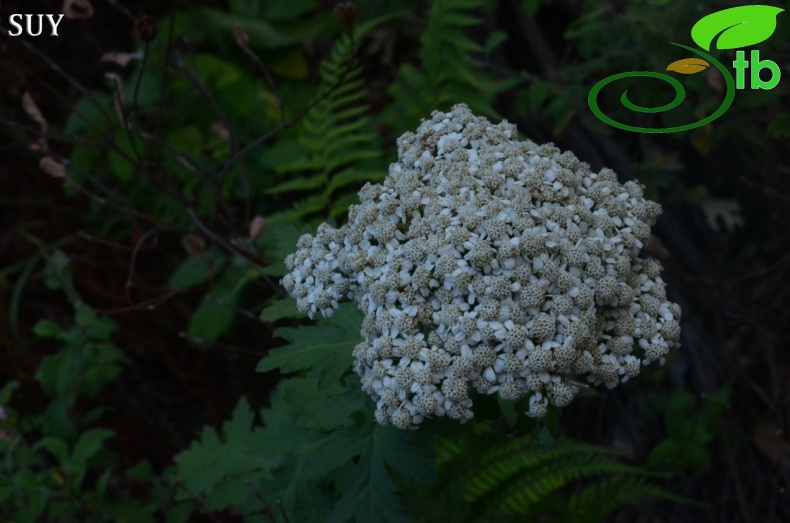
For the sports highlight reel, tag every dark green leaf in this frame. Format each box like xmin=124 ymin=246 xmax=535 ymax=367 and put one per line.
xmin=326 ymin=420 xmax=435 ymax=523
xmin=69 ymin=429 xmax=114 ymax=489
xmin=484 ymin=30 xmax=509 ymax=55
xmin=257 ymin=302 xmax=362 ymax=390
xmin=187 ymin=259 xmax=257 ymax=343
xmin=33 ymin=319 xmax=63 ymax=338
xmin=169 ymin=250 xmax=228 ymax=291
xmin=255 ymin=223 xmax=309 ymax=268
xmin=173 ymin=396 xmax=279 ymax=509
xmin=259 ymin=298 xmax=305 ymax=323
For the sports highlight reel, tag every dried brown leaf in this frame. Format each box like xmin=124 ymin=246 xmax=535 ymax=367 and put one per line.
xmin=21 ymin=92 xmax=48 ymax=135
xmin=249 ymin=216 xmax=268 ymax=240
xmin=101 ymin=51 xmax=140 ymax=68
xmin=211 ymin=122 xmax=230 ymax=141
xmin=182 ymin=234 xmax=206 ymax=256
xmin=29 ymin=138 xmax=48 ymax=152
xmin=105 ymin=73 xmax=126 ymax=122
xmin=39 ymin=156 xmax=67 ymax=178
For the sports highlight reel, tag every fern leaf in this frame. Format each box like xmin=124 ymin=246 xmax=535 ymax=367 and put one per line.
xmin=496 ymin=454 xmax=643 ymax=515
xmin=566 ymin=476 xmax=686 ymax=523
xmin=267 ymin=193 xmax=327 ymax=224
xmin=271 ymin=14 xmax=394 ymax=222
xmin=326 ymin=169 xmax=386 ymax=194
xmin=384 ymin=0 xmax=502 ymax=134
xmin=265 ymin=173 xmax=325 ymax=194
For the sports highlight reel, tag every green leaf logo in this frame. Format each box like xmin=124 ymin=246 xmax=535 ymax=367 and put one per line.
xmin=691 ymin=5 xmax=784 ymax=51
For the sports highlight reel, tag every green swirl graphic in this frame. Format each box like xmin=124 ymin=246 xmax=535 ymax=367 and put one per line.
xmin=588 ymin=43 xmax=735 ymax=133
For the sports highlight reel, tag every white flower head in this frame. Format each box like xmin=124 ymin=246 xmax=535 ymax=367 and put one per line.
xmin=281 ymin=103 xmax=681 ymax=429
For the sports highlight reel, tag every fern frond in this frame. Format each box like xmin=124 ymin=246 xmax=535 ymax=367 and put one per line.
xmin=566 ymin=476 xmax=690 ymax=523
xmin=459 ymin=436 xmax=685 ymax=521
xmin=496 ymin=453 xmax=642 ymax=516
xmin=269 ymin=17 xmax=397 ymax=224
xmin=464 ymin=438 xmax=625 ymax=502
xmin=384 ymin=0 xmax=504 ymax=134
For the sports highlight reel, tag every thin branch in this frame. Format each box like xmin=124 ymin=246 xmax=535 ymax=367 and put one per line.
xmin=179 ymin=332 xmax=268 ymax=357
xmin=107 ymin=72 xmax=143 ymax=161
xmin=0 ymin=26 xmax=118 ymax=132
xmin=154 ymin=0 xmax=180 ymax=142
xmin=132 ymin=40 xmax=151 ymax=118
xmin=95 ymin=290 xmax=177 ymax=315
xmin=276 ymin=500 xmax=289 ymax=523
xmin=186 ymin=208 xmax=287 ymax=298
xmin=125 ymin=229 xmax=160 ymax=305
xmin=42 ymin=150 xmax=183 ymax=230
xmin=246 ymin=480 xmax=278 ymax=523
xmin=216 ymin=22 xmax=361 ymax=181
xmin=172 ymin=480 xmax=223 ymax=523
xmin=1 ymin=118 xmax=109 ymax=149
xmin=235 ymin=22 xmax=285 ymax=124
xmin=170 ymin=51 xmax=237 ymax=225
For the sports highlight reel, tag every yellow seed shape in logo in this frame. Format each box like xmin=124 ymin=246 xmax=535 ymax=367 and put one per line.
xmin=666 ymin=57 xmax=710 ymax=74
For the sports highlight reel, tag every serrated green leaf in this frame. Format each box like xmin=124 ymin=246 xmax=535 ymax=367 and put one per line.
xmin=258 ymin=302 xmax=361 ymax=389
xmin=280 ymin=376 xmax=362 ymax=431
xmin=267 ymin=193 xmax=327 ymax=224
xmin=255 ymin=223 xmax=310 ymax=277
xmin=325 ymin=169 xmax=385 ymax=195
xmin=265 ymin=173 xmax=326 ymax=194
xmin=326 ymin=419 xmax=435 ymax=523
xmin=259 ymin=298 xmax=305 ymax=323
xmin=173 ymin=396 xmax=279 ymax=508
xmin=174 ymin=376 xmax=363 ymax=520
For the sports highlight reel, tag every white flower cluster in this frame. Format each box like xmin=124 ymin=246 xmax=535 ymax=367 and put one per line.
xmin=281 ymin=103 xmax=681 ymax=429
